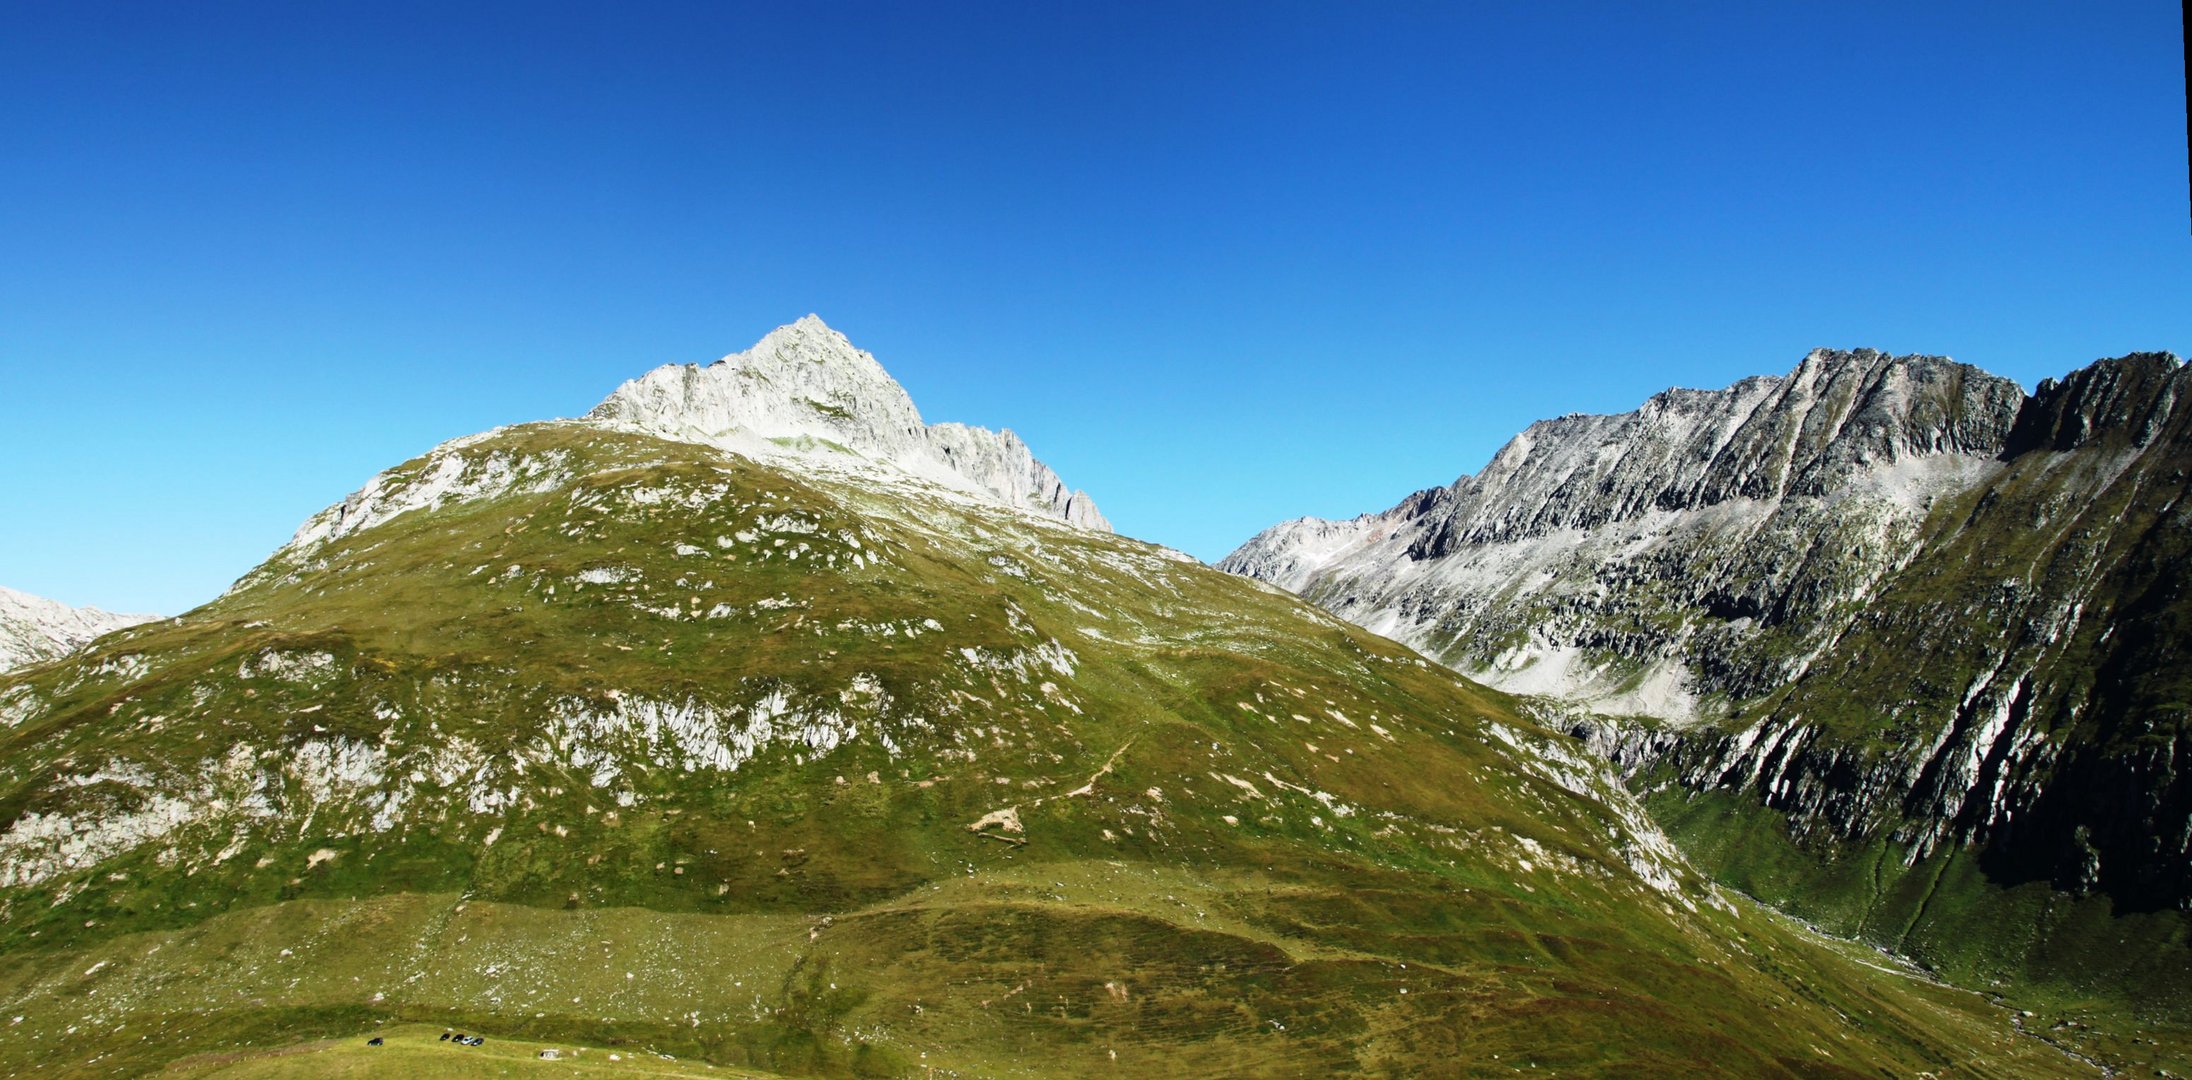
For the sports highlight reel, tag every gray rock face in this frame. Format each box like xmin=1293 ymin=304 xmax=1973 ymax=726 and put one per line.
xmin=2005 ymin=351 xmax=2185 ymax=455
xmin=0 ymin=586 xmax=156 ymax=674
xmin=1222 ymin=348 xmax=2192 ymax=926
xmin=1404 ymin=349 xmax=2025 ymax=556
xmin=925 ymin=421 xmax=1110 ymax=533
xmin=589 ymin=316 xmax=1109 ymax=531
xmin=1222 ymin=350 xmax=2028 ymax=718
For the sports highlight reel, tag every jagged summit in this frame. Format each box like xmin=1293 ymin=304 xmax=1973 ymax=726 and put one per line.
xmin=730 ymin=312 xmax=847 ymax=360
xmin=1217 ymin=346 xmax=2036 ymax=711
xmin=588 ymin=316 xmax=1109 ymax=531
xmin=1222 ymin=348 xmax=2025 ymax=580
xmin=259 ymin=319 xmax=1107 ymax=586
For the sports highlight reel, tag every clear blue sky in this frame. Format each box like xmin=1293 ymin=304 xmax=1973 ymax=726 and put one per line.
xmin=3 ymin=2 xmax=2187 ymax=614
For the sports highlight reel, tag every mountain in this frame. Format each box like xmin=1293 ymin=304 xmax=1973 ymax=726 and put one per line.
xmin=1221 ymin=348 xmax=2192 ymax=1031
xmin=0 ymin=323 xmax=2090 ymax=1076
xmin=0 ymin=585 xmax=156 ymax=674
xmin=1222 ymin=349 xmax=2028 ymax=714
xmin=588 ymin=315 xmax=1109 ymax=531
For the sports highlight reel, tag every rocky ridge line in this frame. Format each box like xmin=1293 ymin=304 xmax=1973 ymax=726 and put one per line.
xmin=588 ymin=315 xmax=1109 ymax=531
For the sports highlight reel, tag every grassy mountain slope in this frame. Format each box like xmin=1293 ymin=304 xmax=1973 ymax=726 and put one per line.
xmin=0 ymin=423 xmax=2085 ymax=1076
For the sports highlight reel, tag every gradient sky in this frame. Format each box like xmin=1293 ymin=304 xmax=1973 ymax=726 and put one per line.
xmin=4 ymin=1 xmax=2188 ymax=615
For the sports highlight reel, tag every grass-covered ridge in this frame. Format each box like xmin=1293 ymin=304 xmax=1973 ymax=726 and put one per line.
xmin=0 ymin=424 xmax=2091 ymax=1076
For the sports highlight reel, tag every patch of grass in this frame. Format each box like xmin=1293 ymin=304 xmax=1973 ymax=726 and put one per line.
xmin=159 ymin=1022 xmax=784 ymax=1078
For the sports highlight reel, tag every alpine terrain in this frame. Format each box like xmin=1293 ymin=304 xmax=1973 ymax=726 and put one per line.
xmin=0 ymin=322 xmax=2095 ymax=1076
xmin=1223 ymin=348 xmax=2192 ymax=1059
xmin=0 ymin=585 xmax=156 ymax=675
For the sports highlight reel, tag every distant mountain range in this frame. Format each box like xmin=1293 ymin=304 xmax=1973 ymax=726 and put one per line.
xmin=1224 ymin=347 xmax=2192 ymax=1023
xmin=0 ymin=584 xmax=154 ymax=674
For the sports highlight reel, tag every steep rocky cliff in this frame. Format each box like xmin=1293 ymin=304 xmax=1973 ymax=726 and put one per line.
xmin=1224 ymin=349 xmax=2029 ymax=716
xmin=1223 ymin=349 xmax=2192 ymax=1016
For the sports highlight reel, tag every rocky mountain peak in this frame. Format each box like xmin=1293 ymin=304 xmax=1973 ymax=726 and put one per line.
xmin=0 ymin=585 xmax=157 ymax=674
xmin=593 ymin=315 xmax=925 ymax=457
xmin=2005 ymin=351 xmax=2188 ymax=455
xmin=722 ymin=314 xmax=906 ymax=402
xmin=587 ymin=317 xmax=1109 ymax=531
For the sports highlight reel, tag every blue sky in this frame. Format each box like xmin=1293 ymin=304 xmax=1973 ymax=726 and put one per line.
xmin=3 ymin=2 xmax=2187 ymax=614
